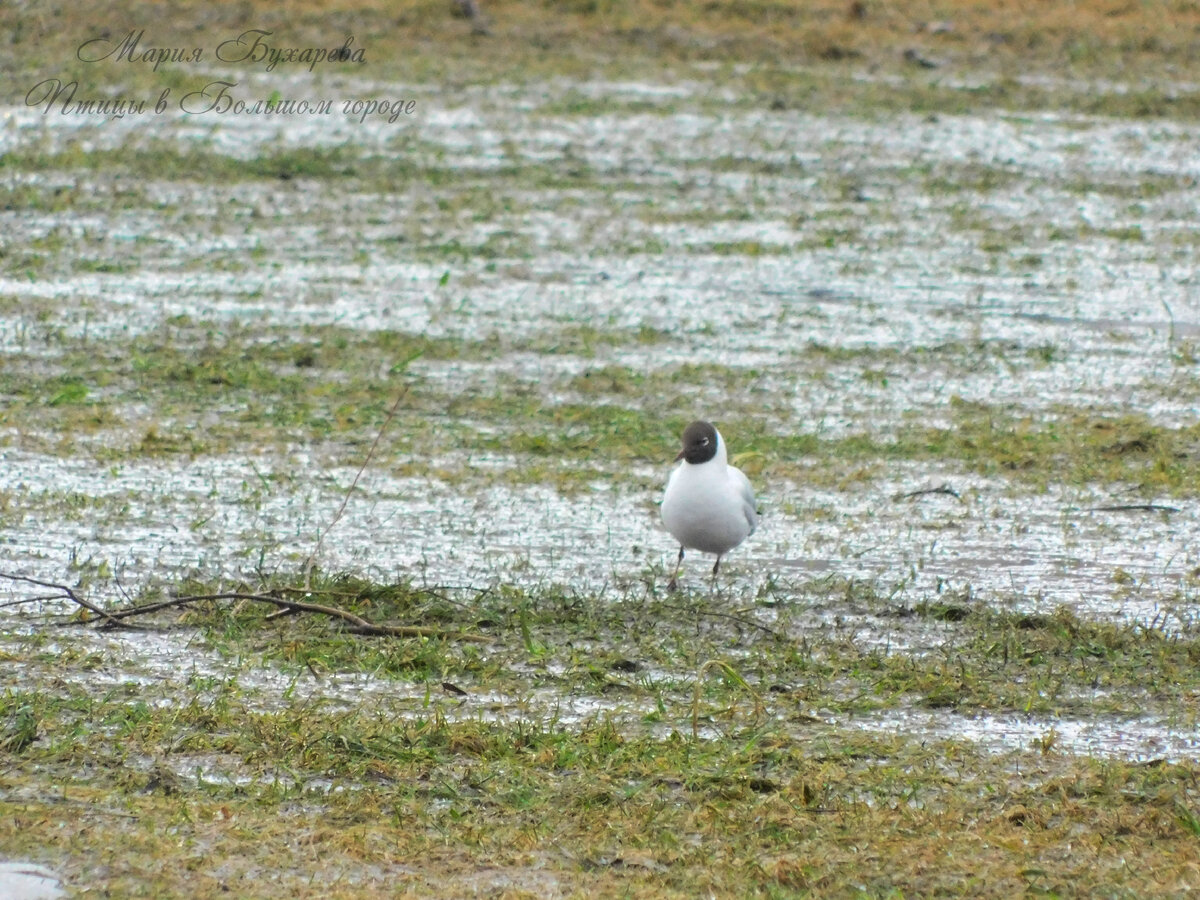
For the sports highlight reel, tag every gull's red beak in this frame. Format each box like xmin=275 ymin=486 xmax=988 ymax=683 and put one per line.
xmin=674 ymin=449 xmax=686 ymax=461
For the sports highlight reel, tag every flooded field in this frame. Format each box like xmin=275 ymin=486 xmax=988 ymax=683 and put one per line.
xmin=3 ymin=34 xmax=1200 ymax=899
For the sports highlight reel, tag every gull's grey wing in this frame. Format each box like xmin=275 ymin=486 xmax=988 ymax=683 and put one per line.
xmin=731 ymin=466 xmax=758 ymax=535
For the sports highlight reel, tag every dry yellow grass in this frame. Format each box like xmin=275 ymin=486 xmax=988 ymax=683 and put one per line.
xmin=5 ymin=0 xmax=1200 ymax=87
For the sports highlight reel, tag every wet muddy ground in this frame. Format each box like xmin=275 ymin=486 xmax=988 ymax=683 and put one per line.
xmin=2 ymin=60 xmax=1200 ymax=896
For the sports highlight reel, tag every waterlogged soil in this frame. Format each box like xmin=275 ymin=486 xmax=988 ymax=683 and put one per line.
xmin=3 ymin=68 xmax=1199 ymax=737
xmin=3 ymin=58 xmax=1200 ymax=898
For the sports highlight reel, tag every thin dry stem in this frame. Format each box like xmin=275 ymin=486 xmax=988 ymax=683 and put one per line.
xmin=0 ymin=573 xmax=491 ymax=643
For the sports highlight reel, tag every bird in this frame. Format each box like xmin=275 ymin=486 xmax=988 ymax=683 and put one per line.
xmin=661 ymin=420 xmax=757 ymax=590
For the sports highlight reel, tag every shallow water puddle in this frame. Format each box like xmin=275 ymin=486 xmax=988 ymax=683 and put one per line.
xmin=0 ymin=862 xmax=65 ymax=900
xmin=2 ymin=73 xmax=1200 ymax=769
xmin=851 ymin=707 xmax=1200 ymax=763
xmin=1 ymin=450 xmax=1194 ymax=624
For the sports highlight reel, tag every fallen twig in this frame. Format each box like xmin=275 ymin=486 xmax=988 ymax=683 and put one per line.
xmin=0 ymin=571 xmax=126 ymax=627
xmin=892 ymin=483 xmax=961 ymax=502
xmin=147 ymin=591 xmax=491 ymax=643
xmin=0 ymin=574 xmax=491 ymax=643
xmin=0 ymin=595 xmax=63 ymax=609
xmin=654 ymin=600 xmax=785 ymax=641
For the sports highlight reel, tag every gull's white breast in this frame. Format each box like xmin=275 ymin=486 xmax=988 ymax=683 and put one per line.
xmin=661 ymin=456 xmax=757 ymax=555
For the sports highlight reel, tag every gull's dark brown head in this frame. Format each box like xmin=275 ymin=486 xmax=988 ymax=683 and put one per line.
xmin=676 ymin=420 xmax=719 ymax=464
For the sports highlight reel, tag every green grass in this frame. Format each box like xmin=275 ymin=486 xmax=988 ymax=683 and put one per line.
xmin=1 ymin=318 xmax=1198 ymax=497
xmin=2 ymin=3 xmax=1200 ymax=895
xmin=2 ymin=573 xmax=1199 ymax=897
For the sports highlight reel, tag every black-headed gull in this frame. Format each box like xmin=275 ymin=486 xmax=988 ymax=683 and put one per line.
xmin=661 ymin=420 xmax=757 ymax=590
